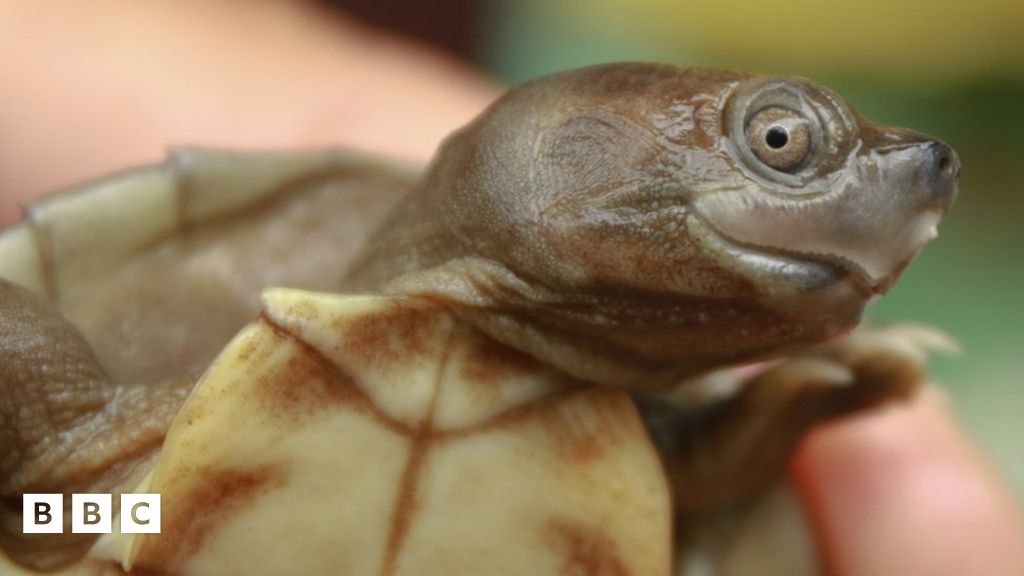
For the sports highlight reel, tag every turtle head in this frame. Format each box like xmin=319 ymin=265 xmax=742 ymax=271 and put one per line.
xmin=347 ymin=63 xmax=958 ymax=388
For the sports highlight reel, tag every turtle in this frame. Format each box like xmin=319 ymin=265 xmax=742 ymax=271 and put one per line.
xmin=0 ymin=63 xmax=959 ymax=576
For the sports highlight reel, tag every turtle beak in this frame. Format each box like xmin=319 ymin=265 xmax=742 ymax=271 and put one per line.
xmin=856 ymin=129 xmax=960 ymax=298
xmin=862 ymin=124 xmax=961 ymax=215
xmin=868 ymin=125 xmax=961 ymax=295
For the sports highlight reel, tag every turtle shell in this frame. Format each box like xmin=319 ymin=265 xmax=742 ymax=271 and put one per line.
xmin=85 ymin=289 xmax=671 ymax=575
xmin=0 ymin=148 xmax=419 ymax=386
xmin=0 ymin=152 xmax=674 ymax=574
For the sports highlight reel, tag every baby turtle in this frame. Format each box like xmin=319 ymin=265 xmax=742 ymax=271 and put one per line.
xmin=0 ymin=63 xmax=958 ymax=575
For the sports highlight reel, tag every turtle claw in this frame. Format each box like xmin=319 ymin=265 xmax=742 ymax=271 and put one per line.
xmin=828 ymin=323 xmax=960 ymax=360
xmin=757 ymin=357 xmax=855 ymax=390
xmin=650 ymin=324 xmax=948 ymax=518
xmin=809 ymin=323 xmax=957 ymax=404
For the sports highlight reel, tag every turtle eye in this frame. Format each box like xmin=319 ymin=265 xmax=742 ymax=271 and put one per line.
xmin=744 ymin=107 xmax=811 ymax=173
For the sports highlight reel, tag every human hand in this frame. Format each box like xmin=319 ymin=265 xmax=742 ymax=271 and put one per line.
xmin=1 ymin=2 xmax=1021 ymax=575
xmin=0 ymin=0 xmax=497 ymax=225
xmin=794 ymin=387 xmax=1024 ymax=575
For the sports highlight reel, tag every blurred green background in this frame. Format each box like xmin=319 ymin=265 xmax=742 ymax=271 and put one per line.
xmin=470 ymin=0 xmax=1024 ymax=495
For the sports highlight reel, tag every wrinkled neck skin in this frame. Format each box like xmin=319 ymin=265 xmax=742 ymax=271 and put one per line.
xmin=343 ymin=160 xmax=856 ymax=390
xmin=344 ymin=64 xmax=957 ymax=390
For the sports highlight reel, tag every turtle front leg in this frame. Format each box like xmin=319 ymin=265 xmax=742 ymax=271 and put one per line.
xmin=640 ymin=325 xmax=955 ymax=517
xmin=0 ymin=279 xmax=188 ymax=571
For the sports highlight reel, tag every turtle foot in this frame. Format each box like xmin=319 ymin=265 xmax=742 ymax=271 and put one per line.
xmin=645 ymin=324 xmax=954 ymax=517
xmin=0 ymin=279 xmax=188 ymax=571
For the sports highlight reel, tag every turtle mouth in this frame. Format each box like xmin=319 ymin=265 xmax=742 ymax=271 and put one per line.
xmin=687 ymin=212 xmax=890 ymax=299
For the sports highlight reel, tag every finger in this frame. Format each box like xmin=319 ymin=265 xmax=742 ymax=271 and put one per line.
xmin=791 ymin=387 xmax=1024 ymax=576
xmin=0 ymin=0 xmax=499 ymax=225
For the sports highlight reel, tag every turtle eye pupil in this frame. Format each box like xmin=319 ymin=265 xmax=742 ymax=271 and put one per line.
xmin=765 ymin=126 xmax=789 ymax=149
xmin=744 ymin=106 xmax=811 ymax=173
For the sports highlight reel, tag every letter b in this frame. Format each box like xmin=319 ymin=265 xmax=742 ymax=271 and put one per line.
xmin=84 ymin=502 xmax=100 ymax=524
xmin=36 ymin=502 xmax=51 ymax=524
xmin=72 ymin=494 xmax=111 ymax=534
xmin=22 ymin=494 xmax=63 ymax=534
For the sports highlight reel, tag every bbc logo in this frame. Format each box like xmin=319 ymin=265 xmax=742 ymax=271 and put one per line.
xmin=23 ymin=494 xmax=160 ymax=534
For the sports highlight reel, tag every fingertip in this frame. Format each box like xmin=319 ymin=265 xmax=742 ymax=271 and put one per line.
xmin=792 ymin=387 xmax=1024 ymax=576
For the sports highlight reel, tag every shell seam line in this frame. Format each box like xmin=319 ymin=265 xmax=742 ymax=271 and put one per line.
xmin=378 ymin=321 xmax=457 ymax=576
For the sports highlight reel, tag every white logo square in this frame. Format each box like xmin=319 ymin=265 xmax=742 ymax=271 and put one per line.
xmin=72 ymin=493 xmax=112 ymax=534
xmin=22 ymin=494 xmax=63 ymax=534
xmin=120 ymin=494 xmax=160 ymax=534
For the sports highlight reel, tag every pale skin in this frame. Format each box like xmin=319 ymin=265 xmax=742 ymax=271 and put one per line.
xmin=0 ymin=2 xmax=1022 ymax=575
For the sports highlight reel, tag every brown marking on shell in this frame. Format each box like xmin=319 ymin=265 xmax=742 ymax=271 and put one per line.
xmin=438 ymin=389 xmax=636 ymax=471
xmin=279 ymin=297 xmax=320 ymax=323
xmin=337 ymin=303 xmax=441 ymax=370
xmin=535 ymin=391 xmax=625 ymax=466
xmin=435 ymin=387 xmax=582 ymax=441
xmin=232 ymin=336 xmax=259 ymax=364
xmin=548 ymin=520 xmax=630 ymax=576
xmin=252 ymin=321 xmax=353 ymax=423
xmin=228 ymin=329 xmax=275 ymax=375
xmin=260 ymin=314 xmax=412 ymax=436
xmin=551 ymin=422 xmax=604 ymax=465
xmin=134 ymin=309 xmax=642 ymax=575
xmin=378 ymin=321 xmax=455 ymax=576
xmin=268 ymin=353 xmax=349 ymax=415
xmin=134 ymin=466 xmax=285 ymax=572
xmin=379 ymin=429 xmax=431 ymax=576
xmin=459 ymin=332 xmax=545 ymax=386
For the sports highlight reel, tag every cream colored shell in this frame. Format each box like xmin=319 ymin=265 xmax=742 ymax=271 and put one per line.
xmin=0 ymin=148 xmax=670 ymax=576
xmin=63 ymin=289 xmax=671 ymax=575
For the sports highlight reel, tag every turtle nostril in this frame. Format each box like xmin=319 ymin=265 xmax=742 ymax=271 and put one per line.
xmin=932 ymin=143 xmax=959 ymax=179
xmin=938 ymin=154 xmax=954 ymax=179
xmin=927 ymin=141 xmax=960 ymax=210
